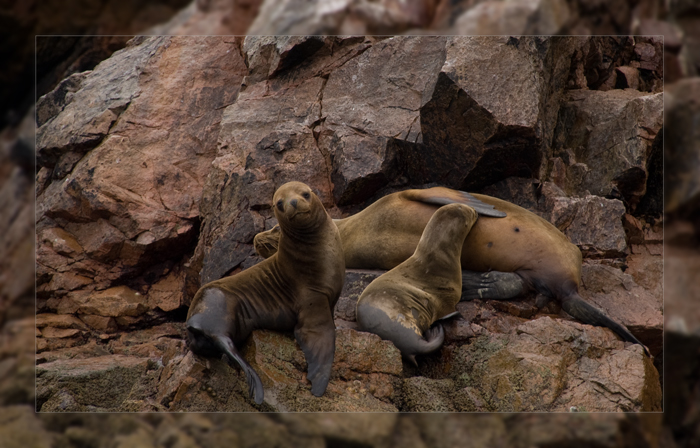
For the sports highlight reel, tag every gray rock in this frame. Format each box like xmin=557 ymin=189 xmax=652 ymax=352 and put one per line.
xmin=552 ymin=89 xmax=663 ymax=209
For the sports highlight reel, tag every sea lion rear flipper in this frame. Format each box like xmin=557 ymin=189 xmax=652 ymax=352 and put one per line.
xmin=461 ymin=270 xmax=526 ymax=301
xmin=294 ymin=303 xmax=336 ymax=397
xmin=561 ymin=294 xmax=651 ymax=357
xmin=214 ymin=335 xmax=265 ymax=404
xmin=404 ymin=188 xmax=507 ymax=218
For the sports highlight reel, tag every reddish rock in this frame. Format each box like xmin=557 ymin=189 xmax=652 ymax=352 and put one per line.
xmin=147 ymin=269 xmax=185 ymax=313
xmin=151 ymin=0 xmax=264 ymax=35
xmin=36 ymin=35 xmax=248 ymax=301
xmin=615 ymin=66 xmax=640 ymax=89
xmin=450 ymin=317 xmax=661 ymax=412
xmin=40 ymin=328 xmax=82 ymax=339
xmin=29 ymin=35 xmax=664 ymax=415
xmin=552 ymin=89 xmax=663 ymax=209
xmin=78 ymin=315 xmax=118 ymax=333
xmin=333 ymin=329 xmax=403 ymax=377
xmin=580 ymin=262 xmax=663 ymax=355
xmin=38 ymin=227 xmax=83 ymax=256
xmin=75 ymin=286 xmax=147 ymax=318
xmin=35 ymin=313 xmax=88 ymax=330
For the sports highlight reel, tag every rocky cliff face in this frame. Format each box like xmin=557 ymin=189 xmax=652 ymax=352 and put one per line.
xmin=34 ymin=35 xmax=663 ymax=412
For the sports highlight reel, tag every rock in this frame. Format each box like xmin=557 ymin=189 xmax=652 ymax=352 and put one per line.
xmin=0 ymin=405 xmax=54 ymax=448
xmin=35 ymin=313 xmax=88 ymax=331
xmin=579 ymin=262 xmax=663 ymax=354
xmin=78 ymin=315 xmax=118 ymax=333
xmin=36 ymin=35 xmax=247 ymax=301
xmin=407 ymin=414 xmax=507 ymax=448
xmin=147 ymin=268 xmax=185 ymax=313
xmin=665 ymin=234 xmax=700 ymax=335
xmin=552 ymin=89 xmax=663 ymax=208
xmin=665 ymin=78 xmax=700 ymax=214
xmin=29 ymin=35 xmax=664 ymax=416
xmin=277 ymin=414 xmax=398 ymax=447
xmin=450 ymin=317 xmax=661 ymax=412
xmin=242 ymin=328 xmax=401 ymax=411
xmin=334 ymin=269 xmax=382 ymax=321
xmin=402 ymin=377 xmax=457 ymax=412
xmin=148 ymin=0 xmax=264 ymax=35
xmin=0 ymin=318 xmax=36 ymax=406
xmin=454 ymin=0 xmax=571 ymax=35
xmin=248 ymin=0 xmax=439 ymax=35
xmin=615 ymin=65 xmax=640 ymax=89
xmin=321 ymin=35 xmax=446 ymax=203
xmin=0 ymin=166 xmax=34 ymax=324
xmin=413 ymin=36 xmax=576 ymax=191
xmin=36 ymin=355 xmax=160 ymax=412
xmin=544 ymin=195 xmax=629 ymax=258
xmin=75 ymin=286 xmax=148 ymax=318
xmin=504 ymin=413 xmax=626 ymax=448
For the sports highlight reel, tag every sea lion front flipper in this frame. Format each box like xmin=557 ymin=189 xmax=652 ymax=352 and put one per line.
xmin=403 ymin=187 xmax=507 ymax=218
xmin=461 ymin=270 xmax=526 ymax=301
xmin=253 ymin=225 xmax=281 ymax=259
xmin=437 ymin=311 xmax=460 ymax=321
xmin=213 ymin=334 xmax=265 ymax=404
xmin=561 ymin=294 xmax=651 ymax=357
xmin=294 ymin=301 xmax=336 ymax=397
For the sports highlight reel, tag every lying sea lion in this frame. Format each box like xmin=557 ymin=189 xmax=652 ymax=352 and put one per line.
xmin=356 ymin=203 xmax=477 ymax=365
xmin=254 ymin=187 xmax=649 ymax=355
xmin=186 ymin=182 xmax=345 ymax=404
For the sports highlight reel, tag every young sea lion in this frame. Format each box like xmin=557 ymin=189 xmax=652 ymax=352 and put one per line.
xmin=186 ymin=182 xmax=345 ymax=404
xmin=254 ymin=187 xmax=650 ymax=356
xmin=356 ymin=203 xmax=477 ymax=365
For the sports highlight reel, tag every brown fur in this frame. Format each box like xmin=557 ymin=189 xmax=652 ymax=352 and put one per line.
xmin=186 ymin=182 xmax=345 ymax=404
xmin=255 ymin=187 xmax=649 ymax=355
xmin=355 ymin=203 xmax=477 ymax=364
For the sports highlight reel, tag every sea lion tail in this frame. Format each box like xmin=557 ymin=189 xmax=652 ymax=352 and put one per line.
xmin=213 ymin=335 xmax=265 ymax=404
xmin=561 ymin=293 xmax=651 ymax=357
xmin=357 ymin=303 xmax=446 ymax=366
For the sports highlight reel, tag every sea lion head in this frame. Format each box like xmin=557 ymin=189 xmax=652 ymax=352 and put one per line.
xmin=414 ymin=203 xmax=477 ymax=259
xmin=273 ymin=182 xmax=325 ymax=233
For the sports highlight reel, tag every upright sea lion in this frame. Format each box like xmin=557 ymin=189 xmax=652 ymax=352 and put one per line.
xmin=186 ymin=182 xmax=345 ymax=404
xmin=356 ymin=203 xmax=477 ymax=365
xmin=254 ymin=187 xmax=649 ymax=355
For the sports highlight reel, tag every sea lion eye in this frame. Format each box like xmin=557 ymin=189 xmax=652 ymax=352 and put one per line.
xmin=302 ymin=192 xmax=311 ymax=200
xmin=276 ymin=200 xmax=284 ymax=211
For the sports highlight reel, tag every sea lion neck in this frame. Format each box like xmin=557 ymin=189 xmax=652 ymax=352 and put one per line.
xmin=413 ymin=204 xmax=474 ymax=264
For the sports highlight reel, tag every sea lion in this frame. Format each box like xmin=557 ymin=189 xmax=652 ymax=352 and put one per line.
xmin=356 ymin=203 xmax=477 ymax=365
xmin=254 ymin=187 xmax=649 ymax=355
xmin=186 ymin=181 xmax=345 ymax=404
